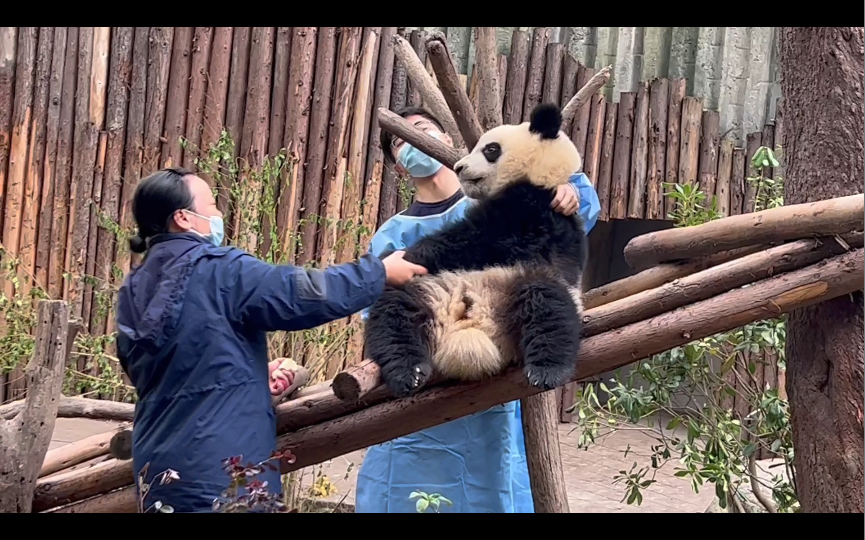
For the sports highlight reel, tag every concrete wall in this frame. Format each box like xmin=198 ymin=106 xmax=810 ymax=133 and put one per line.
xmin=406 ymin=27 xmax=781 ymax=145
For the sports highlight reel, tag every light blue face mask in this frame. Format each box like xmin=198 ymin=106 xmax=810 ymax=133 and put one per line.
xmin=397 ymin=131 xmax=444 ymax=178
xmin=185 ymin=210 xmax=225 ymax=247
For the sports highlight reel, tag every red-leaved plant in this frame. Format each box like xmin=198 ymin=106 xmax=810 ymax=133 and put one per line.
xmin=212 ymin=450 xmax=298 ymax=513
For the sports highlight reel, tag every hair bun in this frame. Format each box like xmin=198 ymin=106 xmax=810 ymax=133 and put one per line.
xmin=129 ymin=234 xmax=148 ymax=254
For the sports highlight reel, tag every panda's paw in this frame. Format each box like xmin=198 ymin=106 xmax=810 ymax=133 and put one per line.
xmin=385 ymin=363 xmax=433 ymax=398
xmin=524 ymin=363 xmax=574 ymax=391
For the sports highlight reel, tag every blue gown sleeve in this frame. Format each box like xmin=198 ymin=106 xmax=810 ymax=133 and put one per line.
xmin=567 ymin=172 xmax=601 ymax=234
xmin=226 ymin=252 xmax=386 ymax=332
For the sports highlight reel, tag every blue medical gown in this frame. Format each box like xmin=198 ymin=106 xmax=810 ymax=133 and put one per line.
xmin=355 ymin=173 xmax=600 ymax=513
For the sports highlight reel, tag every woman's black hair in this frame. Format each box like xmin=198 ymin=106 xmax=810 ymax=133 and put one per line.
xmin=129 ymin=167 xmax=196 ymax=253
xmin=380 ymin=106 xmax=446 ymax=166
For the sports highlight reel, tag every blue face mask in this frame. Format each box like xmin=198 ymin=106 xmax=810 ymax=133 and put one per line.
xmin=397 ymin=131 xmax=444 ymax=178
xmin=186 ymin=210 xmax=225 ymax=247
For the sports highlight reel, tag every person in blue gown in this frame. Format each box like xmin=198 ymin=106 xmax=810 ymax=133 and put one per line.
xmin=355 ymin=107 xmax=601 ymax=513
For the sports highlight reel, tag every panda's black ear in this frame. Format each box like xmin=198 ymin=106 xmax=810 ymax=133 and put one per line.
xmin=529 ymin=103 xmax=562 ymax=140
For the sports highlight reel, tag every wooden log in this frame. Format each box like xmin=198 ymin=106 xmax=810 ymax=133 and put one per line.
xmin=677 ymin=95 xmax=702 ymax=186
xmin=363 ymin=27 xmax=397 ymax=238
xmin=646 ymin=77 xmax=669 ymax=219
xmin=596 ymin=102 xmax=617 ymax=221
xmin=392 ymin=33 xmax=462 ymax=148
xmin=559 ymin=54 xmax=579 ymax=132
xmin=609 ymin=92 xmax=635 ymax=219
xmin=406 ymin=30 xmax=425 ymax=108
xmin=276 ymin=26 xmax=317 ymax=262
xmin=257 ymin=26 xmax=290 ymax=257
xmin=627 ymin=81 xmax=649 ymax=219
xmin=48 ymin=27 xmax=79 ymax=299
xmin=541 ymin=42 xmax=564 ymax=108
xmin=377 ymin=28 xmax=408 ymax=225
xmin=0 ymin=300 xmax=70 ymax=513
xmin=498 ymin=54 xmax=508 ymax=113
xmin=376 ymin=108 xmax=463 ymax=169
xmin=1 ymin=27 xmax=37 ymax=323
xmin=730 ymin=147 xmax=746 ymax=216
xmin=317 ymin=28 xmax=362 ymax=267
xmin=182 ymin=27 xmax=213 ymax=170
xmin=623 ymin=193 xmax=865 ymax=270
xmin=587 ymin=233 xmax=864 ymax=334
xmin=198 ymin=26 xmax=232 ymax=177
xmin=18 ymin=27 xmax=53 ymax=297
xmin=522 ymin=27 xmax=550 ymax=122
xmin=570 ymin=65 xmax=593 ymax=156
xmin=32 ymin=458 xmax=134 ymax=513
xmin=0 ymin=27 xmax=16 ymax=244
xmin=665 ymin=78 xmax=686 ymax=217
xmin=275 ymin=249 xmax=864 ymax=472
xmin=582 ymin=244 xmax=767 ymax=310
xmin=503 ymin=29 xmax=529 ymax=126
xmin=214 ymin=26 xmax=248 ymax=224
xmin=44 ymin=485 xmax=137 ymax=513
xmin=716 ymin=138 xmax=734 ymax=217
xmin=743 ymin=131 xmax=761 ymax=214
xmin=162 ymin=27 xmax=192 ymax=168
xmin=34 ymin=27 xmax=67 ymax=290
xmin=698 ymin=109 xmax=720 ymax=196
xmin=0 ymin=395 xmax=134 ymax=422
xmin=296 ymin=27 xmax=337 ymax=266
xmin=583 ymin=94 xmax=605 ymax=181
xmin=40 ymin=423 xmax=131 ymax=478
xmin=474 ymin=27 xmax=502 ymax=131
xmin=91 ymin=27 xmax=133 ymax=336
xmin=332 ymin=359 xmax=381 ymax=402
xmin=772 ymin=96 xmax=784 ymax=183
xmin=232 ymin=26 xmax=273 ymax=254
xmin=142 ymin=27 xmax=172 ymax=175
xmin=426 ymin=34 xmax=483 ymax=149
xmin=521 ymin=389 xmax=569 ymax=513
xmin=561 ymin=65 xmax=611 ymax=133
xmin=112 ymin=27 xmax=147 ymax=283
xmin=82 ymin=130 xmax=107 ymax=336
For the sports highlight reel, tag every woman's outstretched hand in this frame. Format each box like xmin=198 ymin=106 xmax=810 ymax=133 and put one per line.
xmin=382 ymin=250 xmax=428 ymax=286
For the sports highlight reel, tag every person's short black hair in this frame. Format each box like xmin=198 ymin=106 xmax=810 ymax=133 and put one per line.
xmin=380 ymin=106 xmax=446 ymax=165
xmin=129 ymin=166 xmax=195 ymax=253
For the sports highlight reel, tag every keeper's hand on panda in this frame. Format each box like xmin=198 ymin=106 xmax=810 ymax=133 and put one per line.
xmin=382 ymin=250 xmax=428 ymax=286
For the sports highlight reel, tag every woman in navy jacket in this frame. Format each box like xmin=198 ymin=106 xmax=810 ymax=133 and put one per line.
xmin=115 ymin=167 xmax=426 ymax=513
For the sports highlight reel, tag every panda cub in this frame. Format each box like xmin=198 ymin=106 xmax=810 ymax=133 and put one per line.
xmin=364 ymin=102 xmax=587 ymax=398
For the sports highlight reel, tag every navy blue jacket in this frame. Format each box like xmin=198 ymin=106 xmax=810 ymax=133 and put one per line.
xmin=115 ymin=232 xmax=386 ymax=512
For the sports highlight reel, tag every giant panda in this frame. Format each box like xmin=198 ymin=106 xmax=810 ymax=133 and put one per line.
xmin=364 ymin=102 xmax=587 ymax=398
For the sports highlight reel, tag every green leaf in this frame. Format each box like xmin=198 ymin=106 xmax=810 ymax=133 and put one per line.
xmin=674 ymin=470 xmax=690 ymax=477
xmin=666 ymin=417 xmax=682 ymax=431
xmin=743 ymin=442 xmax=758 ymax=457
xmin=771 ymin=439 xmax=782 ymax=453
xmin=439 ymin=496 xmax=453 ymax=506
xmin=416 ymin=498 xmax=429 ymax=513
xmin=626 ymin=489 xmax=638 ymax=505
xmin=409 ymin=491 xmax=423 ymax=500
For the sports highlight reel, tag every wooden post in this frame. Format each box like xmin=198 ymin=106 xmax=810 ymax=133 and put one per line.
xmin=521 ymin=390 xmax=570 ymax=513
xmin=0 ymin=300 xmax=72 ymax=513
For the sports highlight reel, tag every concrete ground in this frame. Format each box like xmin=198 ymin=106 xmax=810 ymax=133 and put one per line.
xmin=49 ymin=416 xmax=716 ymax=513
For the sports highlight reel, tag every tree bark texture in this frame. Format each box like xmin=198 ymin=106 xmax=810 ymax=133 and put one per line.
xmin=778 ymin=26 xmax=865 ymax=514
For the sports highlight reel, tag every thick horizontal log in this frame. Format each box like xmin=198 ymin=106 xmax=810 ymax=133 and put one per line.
xmin=582 ymin=245 xmax=767 ymax=309
xmin=377 ymin=107 xmax=464 ymax=168
xmin=584 ymin=233 xmax=864 ymax=334
xmin=32 ymin=458 xmax=134 ymax=513
xmin=40 ymin=423 xmax=131 ymax=478
xmin=624 ymin=193 xmax=865 ymax=270
xmin=277 ymin=249 xmax=863 ymax=472
xmin=0 ymin=396 xmax=134 ymax=422
xmin=43 ymin=486 xmax=136 ymax=513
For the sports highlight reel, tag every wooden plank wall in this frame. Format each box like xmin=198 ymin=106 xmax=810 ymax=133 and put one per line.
xmin=0 ymin=27 xmax=784 ymax=405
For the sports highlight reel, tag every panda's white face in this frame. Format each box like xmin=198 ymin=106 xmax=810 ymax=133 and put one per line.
xmin=453 ymin=120 xmax=582 ymax=200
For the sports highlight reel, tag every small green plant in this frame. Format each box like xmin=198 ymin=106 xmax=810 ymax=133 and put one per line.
xmin=748 ymin=146 xmax=784 ymax=211
xmin=664 ymin=182 xmax=722 ymax=226
xmin=410 ymin=490 xmax=453 ymax=513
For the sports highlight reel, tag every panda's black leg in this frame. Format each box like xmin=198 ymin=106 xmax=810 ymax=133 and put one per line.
xmin=503 ymin=270 xmax=582 ymax=391
xmin=363 ymin=283 xmax=435 ymax=398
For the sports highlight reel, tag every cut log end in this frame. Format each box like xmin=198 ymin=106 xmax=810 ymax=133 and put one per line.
xmin=108 ymin=429 xmax=133 ymax=461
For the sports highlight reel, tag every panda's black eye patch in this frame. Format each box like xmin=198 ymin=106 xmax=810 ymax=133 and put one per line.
xmin=482 ymin=143 xmax=501 ymax=163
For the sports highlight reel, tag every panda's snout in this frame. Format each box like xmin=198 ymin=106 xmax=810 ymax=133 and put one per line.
xmin=454 ymin=163 xmax=465 ymax=175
